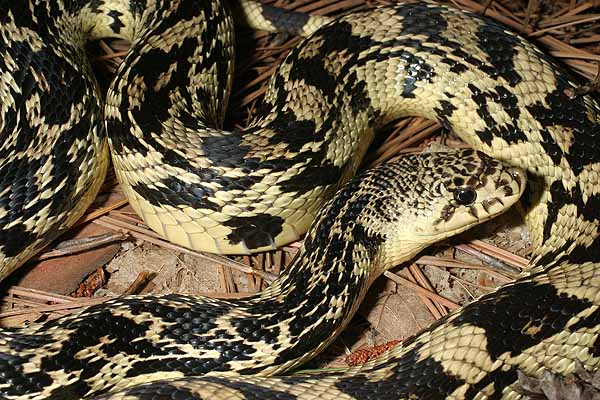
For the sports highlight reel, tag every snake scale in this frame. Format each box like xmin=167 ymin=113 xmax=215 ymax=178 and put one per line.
xmin=1 ymin=0 xmax=600 ymax=398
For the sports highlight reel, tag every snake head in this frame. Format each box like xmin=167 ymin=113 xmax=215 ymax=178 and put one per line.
xmin=426 ymin=149 xmax=526 ymax=229
xmin=376 ymin=149 xmax=526 ymax=268
xmin=295 ymin=149 xmax=525 ymax=275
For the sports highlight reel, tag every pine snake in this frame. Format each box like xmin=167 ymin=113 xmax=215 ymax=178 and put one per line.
xmin=1 ymin=0 xmax=600 ymax=399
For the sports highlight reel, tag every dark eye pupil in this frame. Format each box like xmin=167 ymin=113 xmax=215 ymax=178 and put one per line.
xmin=454 ymin=188 xmax=477 ymax=205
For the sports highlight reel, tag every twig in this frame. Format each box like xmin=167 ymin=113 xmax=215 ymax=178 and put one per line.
xmin=384 ymin=271 xmax=460 ymax=310
xmin=36 ymin=232 xmax=127 ymax=260
xmin=122 ymin=271 xmax=155 ymax=296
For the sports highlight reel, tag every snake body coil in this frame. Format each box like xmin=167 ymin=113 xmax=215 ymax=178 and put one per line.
xmin=1 ymin=0 xmax=600 ymax=399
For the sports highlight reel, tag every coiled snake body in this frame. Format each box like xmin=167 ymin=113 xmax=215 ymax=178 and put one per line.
xmin=0 ymin=0 xmax=599 ymax=399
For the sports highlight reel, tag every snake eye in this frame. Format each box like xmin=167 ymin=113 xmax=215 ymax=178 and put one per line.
xmin=454 ymin=187 xmax=477 ymax=205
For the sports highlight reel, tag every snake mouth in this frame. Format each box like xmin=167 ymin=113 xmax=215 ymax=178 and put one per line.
xmin=471 ymin=165 xmax=526 ymax=221
xmin=486 ymin=166 xmax=527 ymax=210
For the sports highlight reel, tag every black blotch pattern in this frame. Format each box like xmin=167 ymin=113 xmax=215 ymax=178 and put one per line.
xmin=41 ymin=311 xmax=169 ymax=357
xmin=127 ymin=141 xmax=265 ymax=214
xmin=131 ymin=176 xmax=221 ymax=212
xmin=564 ymin=237 xmax=600 ymax=265
xmin=108 ymin=0 xmax=231 ymax=156
xmin=281 ymin=161 xmax=343 ymax=194
xmin=373 ymin=3 xmax=449 ymax=98
xmin=591 ymin=335 xmax=600 ymax=358
xmin=330 ymin=346 xmax=467 ymax=399
xmin=476 ymin=21 xmax=523 ymax=85
xmin=238 ymin=22 xmax=379 ymax=196
xmin=107 ymin=10 xmax=124 ymax=33
xmin=4 ymin=330 xmax=56 ymax=353
xmin=1 ymin=303 xmax=179 ymax=398
xmin=534 ymin=180 xmax=600 ymax=264
xmin=200 ymin=134 xmax=254 ymax=168
xmin=568 ymin=306 xmax=600 ymax=349
xmin=108 ymin=295 xmax=260 ymax=377
xmin=0 ymin=219 xmax=37 ymax=258
xmin=400 ymin=51 xmax=435 ymax=98
xmin=469 ymin=84 xmax=526 ymax=146
xmin=263 ymin=108 xmax=321 ymax=154
xmin=224 ymin=214 xmax=284 ymax=249
xmin=526 ymin=84 xmax=600 ymax=175
xmin=451 ymin=278 xmax=592 ymax=361
xmin=463 ymin=367 xmax=518 ymax=400
xmin=539 ymin=128 xmax=564 ymax=166
xmin=434 ymin=98 xmax=458 ymax=129
xmin=0 ymin=350 xmax=54 ymax=397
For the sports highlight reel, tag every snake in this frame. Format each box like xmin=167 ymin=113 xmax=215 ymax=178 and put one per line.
xmin=1 ymin=0 xmax=600 ymax=398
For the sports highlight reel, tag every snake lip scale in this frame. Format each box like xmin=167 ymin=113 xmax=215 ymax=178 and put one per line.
xmin=1 ymin=0 xmax=600 ymax=399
